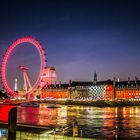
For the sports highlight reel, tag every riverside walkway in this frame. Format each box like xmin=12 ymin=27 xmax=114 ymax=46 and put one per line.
xmin=0 ymin=122 xmax=93 ymax=140
xmin=16 ymin=132 xmax=94 ymax=140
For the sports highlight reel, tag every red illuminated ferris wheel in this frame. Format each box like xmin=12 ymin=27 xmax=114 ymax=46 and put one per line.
xmin=0 ymin=36 xmax=46 ymax=97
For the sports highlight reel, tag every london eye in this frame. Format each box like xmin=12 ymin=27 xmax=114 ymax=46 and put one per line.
xmin=0 ymin=36 xmax=46 ymax=98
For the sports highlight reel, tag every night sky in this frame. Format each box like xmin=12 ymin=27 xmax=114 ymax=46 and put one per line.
xmin=0 ymin=0 xmax=140 ymax=88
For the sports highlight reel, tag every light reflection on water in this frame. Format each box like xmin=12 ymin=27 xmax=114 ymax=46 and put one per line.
xmin=1 ymin=104 xmax=140 ymax=139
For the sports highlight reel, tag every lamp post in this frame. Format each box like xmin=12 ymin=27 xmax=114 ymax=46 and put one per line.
xmin=62 ymin=126 xmax=65 ymax=139
xmin=53 ymin=128 xmax=56 ymax=140
xmin=80 ymin=128 xmax=83 ymax=140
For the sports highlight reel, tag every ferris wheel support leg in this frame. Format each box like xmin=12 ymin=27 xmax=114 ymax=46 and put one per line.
xmin=23 ymin=71 xmax=28 ymax=93
xmin=24 ymin=72 xmax=32 ymax=90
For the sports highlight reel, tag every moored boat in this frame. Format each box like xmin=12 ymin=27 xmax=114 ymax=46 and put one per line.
xmin=47 ymin=104 xmax=60 ymax=108
xmin=20 ymin=101 xmax=39 ymax=107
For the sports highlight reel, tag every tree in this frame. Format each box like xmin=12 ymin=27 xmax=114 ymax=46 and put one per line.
xmin=0 ymin=89 xmax=8 ymax=98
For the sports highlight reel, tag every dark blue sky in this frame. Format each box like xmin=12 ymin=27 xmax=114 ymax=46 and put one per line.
xmin=0 ymin=0 xmax=140 ymax=87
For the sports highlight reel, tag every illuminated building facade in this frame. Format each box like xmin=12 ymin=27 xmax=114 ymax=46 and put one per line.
xmin=68 ymin=81 xmax=92 ymax=99
xmin=88 ymin=78 xmax=140 ymax=101
xmin=114 ymin=79 xmax=140 ymax=101
xmin=40 ymin=77 xmax=140 ymax=101
xmin=41 ymin=83 xmax=69 ymax=99
xmin=89 ymin=85 xmax=113 ymax=100
xmin=69 ymin=81 xmax=113 ymax=100
xmin=40 ymin=67 xmax=57 ymax=88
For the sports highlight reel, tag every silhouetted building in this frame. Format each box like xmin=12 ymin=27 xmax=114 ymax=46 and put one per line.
xmin=93 ymin=72 xmax=97 ymax=84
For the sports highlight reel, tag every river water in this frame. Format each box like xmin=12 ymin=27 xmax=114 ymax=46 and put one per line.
xmin=0 ymin=104 xmax=140 ymax=139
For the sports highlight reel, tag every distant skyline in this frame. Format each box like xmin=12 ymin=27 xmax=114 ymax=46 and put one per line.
xmin=0 ymin=0 xmax=140 ymax=89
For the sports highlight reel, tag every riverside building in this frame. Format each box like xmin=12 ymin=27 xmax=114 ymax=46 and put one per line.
xmin=40 ymin=77 xmax=140 ymax=101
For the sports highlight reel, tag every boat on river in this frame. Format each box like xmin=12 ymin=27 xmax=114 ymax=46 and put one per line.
xmin=47 ymin=104 xmax=60 ymax=108
xmin=20 ymin=101 xmax=39 ymax=107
